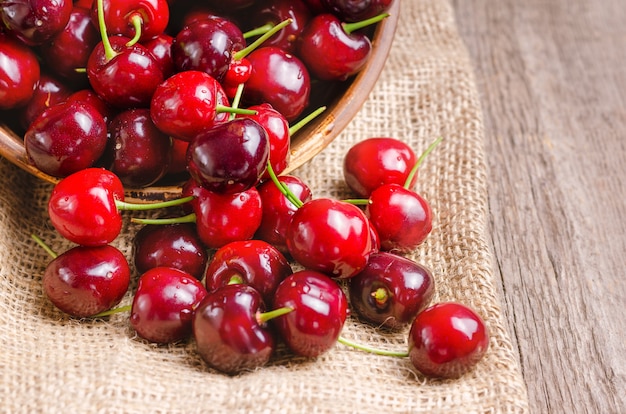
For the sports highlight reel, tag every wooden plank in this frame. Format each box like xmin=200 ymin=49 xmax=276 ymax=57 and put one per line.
xmin=451 ymin=0 xmax=626 ymax=412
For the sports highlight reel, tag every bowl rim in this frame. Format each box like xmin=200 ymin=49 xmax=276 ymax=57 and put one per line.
xmin=0 ymin=1 xmax=400 ymax=203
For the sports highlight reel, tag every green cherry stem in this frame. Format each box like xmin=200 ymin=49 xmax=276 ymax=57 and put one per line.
xmin=342 ymin=12 xmax=390 ymax=35
xmin=96 ymin=0 xmax=117 ymax=61
xmin=257 ymin=306 xmax=294 ymax=325
xmin=126 ymin=13 xmax=143 ymax=47
xmin=31 ymin=234 xmax=58 ymax=259
xmin=243 ymin=22 xmax=275 ymax=39
xmin=266 ymin=161 xmax=303 ymax=209
xmin=114 ymin=195 xmax=195 ymax=212
xmin=92 ymin=304 xmax=132 ymax=318
xmin=403 ymin=136 xmax=443 ymax=189
xmin=337 ymin=335 xmax=409 ymax=358
xmin=229 ymin=83 xmax=246 ymax=121
xmin=131 ymin=212 xmax=196 ymax=226
xmin=233 ymin=18 xmax=293 ymax=61
xmin=288 ymin=106 xmax=327 ymax=137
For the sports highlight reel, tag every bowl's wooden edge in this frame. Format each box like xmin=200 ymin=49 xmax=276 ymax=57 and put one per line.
xmin=0 ymin=0 xmax=401 ymax=204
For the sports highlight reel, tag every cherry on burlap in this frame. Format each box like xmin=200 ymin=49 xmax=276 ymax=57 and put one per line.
xmin=0 ymin=0 xmax=529 ymax=412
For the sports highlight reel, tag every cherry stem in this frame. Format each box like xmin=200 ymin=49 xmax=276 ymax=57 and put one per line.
xmin=341 ymin=198 xmax=369 ymax=206
xmin=233 ymin=18 xmax=293 ymax=61
xmin=96 ymin=0 xmax=117 ymax=61
xmin=126 ymin=13 xmax=143 ymax=47
xmin=288 ymin=106 xmax=327 ymax=137
xmin=227 ymin=274 xmax=245 ymax=285
xmin=372 ymin=287 xmax=389 ymax=306
xmin=229 ymin=83 xmax=246 ymax=121
xmin=114 ymin=195 xmax=195 ymax=211
xmin=216 ymin=104 xmax=256 ymax=116
xmin=91 ymin=304 xmax=132 ymax=318
xmin=403 ymin=136 xmax=443 ymax=189
xmin=337 ymin=335 xmax=409 ymax=358
xmin=266 ymin=161 xmax=303 ymax=208
xmin=31 ymin=234 xmax=58 ymax=259
xmin=131 ymin=212 xmax=196 ymax=226
xmin=257 ymin=306 xmax=293 ymax=325
xmin=243 ymin=22 xmax=274 ymax=40
xmin=342 ymin=12 xmax=390 ymax=35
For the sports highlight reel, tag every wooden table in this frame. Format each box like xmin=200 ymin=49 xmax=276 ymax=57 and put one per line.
xmin=451 ymin=0 xmax=626 ymax=412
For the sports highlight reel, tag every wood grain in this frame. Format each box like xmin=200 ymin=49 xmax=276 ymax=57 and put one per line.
xmin=451 ymin=0 xmax=626 ymax=412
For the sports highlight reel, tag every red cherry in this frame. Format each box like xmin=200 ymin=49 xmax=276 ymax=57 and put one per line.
xmin=286 ymin=198 xmax=371 ymax=278
xmin=205 ymin=239 xmax=293 ymax=303
xmin=322 ymin=0 xmax=393 ymax=22
xmin=65 ymin=88 xmax=118 ymax=124
xmin=1 ymin=0 xmax=73 ymax=46
xmin=0 ymin=33 xmax=41 ymax=110
xmin=366 ymin=183 xmax=433 ymax=253
xmin=343 ymin=137 xmax=418 ymax=198
xmin=246 ymin=0 xmax=312 ymax=54
xmin=91 ymin=0 xmax=170 ymax=44
xmin=271 ymin=270 xmax=349 ymax=357
xmin=18 ymin=71 xmax=73 ymax=130
xmin=43 ymin=244 xmax=130 ymax=317
xmin=141 ymin=33 xmax=175 ymax=78
xmin=130 ymin=267 xmax=207 ymax=344
xmin=408 ymin=302 xmax=490 ymax=379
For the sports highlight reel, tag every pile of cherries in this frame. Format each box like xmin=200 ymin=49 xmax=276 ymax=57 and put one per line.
xmin=1 ymin=0 xmax=393 ymax=187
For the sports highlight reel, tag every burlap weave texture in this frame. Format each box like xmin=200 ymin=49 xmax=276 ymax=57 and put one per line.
xmin=0 ymin=0 xmax=529 ymax=412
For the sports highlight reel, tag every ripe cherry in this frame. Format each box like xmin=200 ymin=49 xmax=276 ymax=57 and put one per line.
xmin=408 ymin=302 xmax=490 ymax=379
xmin=0 ymin=0 xmax=73 ymax=46
xmin=0 ymin=33 xmax=41 ymax=110
xmin=322 ymin=0 xmax=393 ymax=22
xmin=18 ymin=72 xmax=73 ymax=131
xmin=130 ymin=267 xmax=207 ymax=344
xmin=348 ymin=252 xmax=435 ymax=329
xmin=271 ymin=270 xmax=349 ymax=357
xmin=246 ymin=0 xmax=312 ymax=54
xmin=91 ymin=0 xmax=170 ymax=45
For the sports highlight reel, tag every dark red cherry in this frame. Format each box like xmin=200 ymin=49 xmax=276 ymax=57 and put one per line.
xmin=322 ymin=0 xmax=393 ymax=22
xmin=348 ymin=252 xmax=435 ymax=329
xmin=65 ymin=88 xmax=117 ymax=124
xmin=106 ymin=108 xmax=172 ymax=188
xmin=205 ymin=239 xmax=293 ymax=303
xmin=166 ymin=137 xmax=190 ymax=176
xmin=343 ymin=137 xmax=417 ymax=198
xmin=91 ymin=0 xmax=170 ymax=43
xmin=243 ymin=46 xmax=311 ymax=122
xmin=0 ymin=33 xmax=41 ymax=110
xmin=186 ymin=117 xmax=269 ymax=194
xmin=43 ymin=244 xmax=130 ymax=317
xmin=246 ymin=0 xmax=312 ymax=54
xmin=365 ymin=183 xmax=433 ymax=253
xmin=130 ymin=267 xmax=207 ymax=344
xmin=272 ymin=270 xmax=348 ymax=357
xmin=133 ymin=223 xmax=208 ymax=280
xmin=193 ymin=284 xmax=276 ymax=374
xmin=255 ymin=175 xmax=312 ymax=252
xmin=18 ymin=72 xmax=73 ymax=131
xmin=408 ymin=302 xmax=490 ymax=379
xmin=1 ymin=0 xmax=73 ymax=46
xmin=141 ymin=33 xmax=175 ymax=78
xmin=24 ymin=100 xmax=108 ymax=178
xmin=286 ymin=198 xmax=371 ymax=279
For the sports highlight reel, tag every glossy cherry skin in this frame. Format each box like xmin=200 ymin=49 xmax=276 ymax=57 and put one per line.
xmin=348 ymin=252 xmax=435 ymax=329
xmin=0 ymin=0 xmax=73 ymax=46
xmin=24 ymin=101 xmax=108 ymax=178
xmin=141 ymin=33 xmax=175 ymax=78
xmin=133 ymin=223 xmax=208 ymax=280
xmin=366 ymin=183 xmax=433 ymax=253
xmin=272 ymin=270 xmax=348 ymax=357
xmin=0 ymin=33 xmax=40 ymax=110
xmin=255 ymin=175 xmax=313 ymax=252
xmin=40 ymin=5 xmax=99 ymax=85
xmin=18 ymin=72 xmax=73 ymax=130
xmin=87 ymin=35 xmax=164 ymax=108
xmin=205 ymin=240 xmax=293 ymax=303
xmin=193 ymin=284 xmax=275 ymax=374
xmin=92 ymin=0 xmax=170 ymax=43
xmin=286 ymin=198 xmax=372 ymax=278
xmin=186 ymin=118 xmax=269 ymax=194
xmin=247 ymin=0 xmax=312 ymax=54
xmin=243 ymin=46 xmax=311 ymax=122
xmin=297 ymin=13 xmax=371 ymax=81
xmin=130 ymin=267 xmax=207 ymax=344
xmin=47 ymin=168 xmax=125 ymax=246
xmin=66 ymin=88 xmax=117 ymax=124
xmin=408 ymin=302 xmax=490 ymax=379
xmin=182 ymin=179 xmax=263 ymax=249
xmin=149 ymin=70 xmax=230 ymax=141
xmin=171 ymin=17 xmax=245 ymax=82
xmin=322 ymin=0 xmax=393 ymax=22
xmin=343 ymin=137 xmax=418 ymax=198
xmin=43 ymin=244 xmax=130 ymax=317
xmin=106 ymin=108 xmax=172 ymax=188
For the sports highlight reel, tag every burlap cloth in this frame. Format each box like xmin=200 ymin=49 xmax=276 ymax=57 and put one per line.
xmin=0 ymin=0 xmax=530 ymax=412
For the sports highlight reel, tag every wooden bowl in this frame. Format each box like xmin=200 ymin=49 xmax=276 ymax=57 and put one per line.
xmin=0 ymin=2 xmax=400 ymax=203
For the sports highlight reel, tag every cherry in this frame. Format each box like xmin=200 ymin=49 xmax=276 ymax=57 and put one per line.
xmin=65 ymin=88 xmax=117 ymax=124
xmin=106 ymin=108 xmax=172 ymax=188
xmin=0 ymin=32 xmax=41 ymax=110
xmin=242 ymin=46 xmax=311 ymax=122
xmin=286 ymin=197 xmax=372 ymax=278
xmin=91 ymin=0 xmax=170 ymax=45
xmin=271 ymin=270 xmax=348 ymax=357
xmin=130 ymin=267 xmax=207 ymax=344
xmin=255 ymin=174 xmax=313 ymax=252
xmin=322 ymin=0 xmax=393 ymax=22
xmin=205 ymin=239 xmax=293 ymax=303
xmin=348 ymin=252 xmax=435 ymax=329
xmin=343 ymin=137 xmax=418 ymax=198
xmin=408 ymin=302 xmax=490 ymax=379
xmin=141 ymin=33 xmax=175 ymax=78
xmin=297 ymin=12 xmax=387 ymax=81
xmin=165 ymin=137 xmax=190 ymax=177
xmin=0 ymin=0 xmax=73 ymax=46
xmin=24 ymin=100 xmax=108 ymax=178
xmin=193 ymin=284 xmax=291 ymax=374
xmin=33 ymin=236 xmax=131 ymax=318
xmin=186 ymin=117 xmax=269 ymax=194
xmin=18 ymin=71 xmax=73 ymax=131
